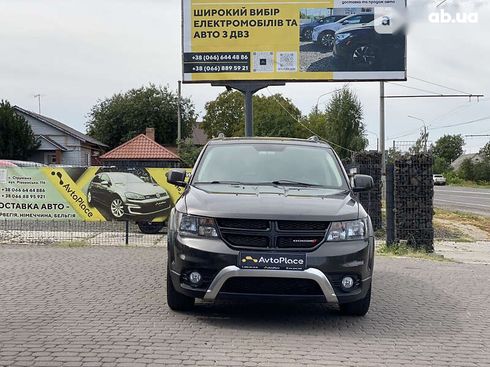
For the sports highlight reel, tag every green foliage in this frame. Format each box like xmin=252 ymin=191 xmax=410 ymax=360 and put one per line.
xmin=433 ymin=155 xmax=451 ymax=174
xmin=430 ymin=134 xmax=465 ymax=173
xmin=86 ymin=84 xmax=196 ymax=150
xmin=201 ymin=90 xmax=304 ymax=138
xmin=177 ymin=139 xmax=203 ymax=167
xmin=458 ymin=157 xmax=490 ymax=183
xmin=480 ymin=142 xmax=490 ymax=160
xmin=409 ymin=129 xmax=429 ymax=154
xmin=386 ymin=147 xmax=402 ymax=164
xmin=0 ymin=100 xmax=40 ymax=160
xmin=312 ymin=87 xmax=368 ymax=160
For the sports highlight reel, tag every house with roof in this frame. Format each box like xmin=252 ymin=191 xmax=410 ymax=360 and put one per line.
xmin=99 ymin=128 xmax=181 ymax=168
xmin=450 ymin=153 xmax=484 ymax=171
xmin=14 ymin=106 xmax=107 ymax=166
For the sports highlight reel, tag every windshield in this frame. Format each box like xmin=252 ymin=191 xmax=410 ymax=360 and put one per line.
xmin=109 ymin=173 xmax=145 ymax=184
xmin=193 ymin=143 xmax=347 ymax=189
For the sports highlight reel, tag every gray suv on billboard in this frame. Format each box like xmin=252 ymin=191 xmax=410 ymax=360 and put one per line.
xmin=166 ymin=137 xmax=375 ymax=316
xmin=87 ymin=172 xmax=171 ymax=220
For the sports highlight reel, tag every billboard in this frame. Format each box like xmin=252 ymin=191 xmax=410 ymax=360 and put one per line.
xmin=0 ymin=167 xmax=189 ymax=222
xmin=182 ymin=0 xmax=406 ymax=82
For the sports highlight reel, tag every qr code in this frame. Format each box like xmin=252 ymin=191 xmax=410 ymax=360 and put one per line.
xmin=253 ymin=52 xmax=274 ymax=73
xmin=277 ymin=52 xmax=297 ymax=72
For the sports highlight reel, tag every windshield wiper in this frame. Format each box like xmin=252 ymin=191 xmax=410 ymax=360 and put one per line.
xmin=271 ymin=180 xmax=323 ymax=187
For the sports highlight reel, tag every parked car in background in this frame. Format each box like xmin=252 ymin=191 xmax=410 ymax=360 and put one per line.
xmin=300 ymin=15 xmax=345 ymax=41
xmin=87 ymin=172 xmax=171 ymax=220
xmin=0 ymin=160 xmax=17 ymax=167
xmin=312 ymin=13 xmax=374 ymax=50
xmin=6 ymin=160 xmax=46 ymax=167
xmin=433 ymin=174 xmax=447 ymax=186
xmin=333 ymin=21 xmax=405 ymax=70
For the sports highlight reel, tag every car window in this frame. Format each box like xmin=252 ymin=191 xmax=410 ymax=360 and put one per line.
xmin=361 ymin=14 xmax=374 ymax=23
xmin=100 ymin=174 xmax=110 ymax=183
xmin=343 ymin=16 xmax=362 ymax=24
xmin=193 ymin=144 xmax=347 ymax=189
xmin=92 ymin=175 xmax=101 ymax=183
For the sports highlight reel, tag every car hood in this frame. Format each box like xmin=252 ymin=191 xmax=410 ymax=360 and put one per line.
xmin=183 ymin=184 xmax=359 ymax=221
xmin=115 ymin=182 xmax=167 ymax=196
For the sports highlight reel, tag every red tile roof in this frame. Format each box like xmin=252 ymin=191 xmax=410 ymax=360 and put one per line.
xmin=100 ymin=134 xmax=180 ymax=161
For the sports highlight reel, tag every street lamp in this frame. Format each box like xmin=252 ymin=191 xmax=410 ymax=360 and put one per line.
xmin=407 ymin=115 xmax=428 ymax=152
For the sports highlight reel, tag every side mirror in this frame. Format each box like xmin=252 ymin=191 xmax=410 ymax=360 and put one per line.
xmin=166 ymin=169 xmax=187 ymax=187
xmin=352 ymin=174 xmax=374 ymax=192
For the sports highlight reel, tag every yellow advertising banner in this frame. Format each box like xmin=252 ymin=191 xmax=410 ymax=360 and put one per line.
xmin=0 ymin=167 xmax=190 ymax=222
xmin=183 ymin=0 xmax=407 ymax=82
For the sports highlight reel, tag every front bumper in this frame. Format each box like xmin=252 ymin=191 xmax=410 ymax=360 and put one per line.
xmin=126 ymin=198 xmax=171 ymax=216
xmin=168 ymin=233 xmax=374 ymax=305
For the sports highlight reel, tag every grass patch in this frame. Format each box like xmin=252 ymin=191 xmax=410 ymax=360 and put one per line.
xmin=376 ymin=243 xmax=451 ymax=262
xmin=55 ymin=240 xmax=88 ymax=248
xmin=434 ymin=209 xmax=490 ymax=236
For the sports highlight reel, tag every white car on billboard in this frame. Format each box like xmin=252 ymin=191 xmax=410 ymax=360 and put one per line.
xmin=312 ymin=13 xmax=374 ymax=49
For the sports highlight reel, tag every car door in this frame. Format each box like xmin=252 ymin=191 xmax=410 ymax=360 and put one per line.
xmin=99 ymin=173 xmax=112 ymax=205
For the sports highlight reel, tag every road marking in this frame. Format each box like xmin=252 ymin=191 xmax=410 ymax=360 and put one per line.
xmin=435 ymin=189 xmax=490 ymax=195
xmin=434 ymin=198 xmax=490 ymax=209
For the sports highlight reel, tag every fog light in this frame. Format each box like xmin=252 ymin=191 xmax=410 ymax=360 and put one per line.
xmin=189 ymin=271 xmax=202 ymax=285
xmin=341 ymin=276 xmax=354 ymax=289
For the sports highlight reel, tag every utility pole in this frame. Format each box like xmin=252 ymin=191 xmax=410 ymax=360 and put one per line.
xmin=408 ymin=115 xmax=428 ymax=152
xmin=177 ymin=81 xmax=182 ymax=145
xmin=380 ymin=82 xmax=386 ymax=197
xmin=34 ymin=94 xmax=42 ymax=114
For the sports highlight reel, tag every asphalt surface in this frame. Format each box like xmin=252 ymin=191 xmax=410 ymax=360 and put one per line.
xmin=434 ymin=185 xmax=490 ymax=216
xmin=1 ymin=245 xmax=489 ymax=366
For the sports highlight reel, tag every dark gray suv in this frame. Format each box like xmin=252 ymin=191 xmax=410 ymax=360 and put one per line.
xmin=166 ymin=137 xmax=375 ymax=316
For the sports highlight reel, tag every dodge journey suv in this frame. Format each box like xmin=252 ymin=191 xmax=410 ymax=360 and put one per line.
xmin=166 ymin=137 xmax=375 ymax=316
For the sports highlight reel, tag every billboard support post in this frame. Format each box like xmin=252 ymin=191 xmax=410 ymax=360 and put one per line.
xmin=380 ymin=81 xmax=386 ymax=200
xmin=212 ymin=81 xmax=285 ymax=137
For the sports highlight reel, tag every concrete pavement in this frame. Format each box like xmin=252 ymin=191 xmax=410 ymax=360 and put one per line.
xmin=434 ymin=185 xmax=490 ymax=216
xmin=1 ymin=245 xmax=489 ymax=366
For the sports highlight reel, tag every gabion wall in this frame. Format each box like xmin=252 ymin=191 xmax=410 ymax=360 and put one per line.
xmin=394 ymin=154 xmax=434 ymax=252
xmin=352 ymin=151 xmax=383 ymax=231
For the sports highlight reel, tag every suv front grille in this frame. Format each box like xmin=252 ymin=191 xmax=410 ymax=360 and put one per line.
xmin=220 ymin=277 xmax=324 ymax=296
xmin=217 ymin=219 xmax=329 ymax=250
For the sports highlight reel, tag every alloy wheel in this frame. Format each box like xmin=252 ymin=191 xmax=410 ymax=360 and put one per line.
xmin=352 ymin=45 xmax=377 ymax=67
xmin=110 ymin=198 xmax=125 ymax=218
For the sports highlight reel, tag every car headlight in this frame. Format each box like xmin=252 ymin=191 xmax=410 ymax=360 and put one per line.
xmin=178 ymin=213 xmax=218 ymax=238
xmin=336 ymin=32 xmax=351 ymax=41
xmin=125 ymin=192 xmax=145 ymax=200
xmin=326 ymin=219 xmax=367 ymax=241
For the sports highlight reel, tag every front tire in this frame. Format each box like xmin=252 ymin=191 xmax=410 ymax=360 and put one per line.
xmin=319 ymin=31 xmax=335 ymax=50
xmin=110 ymin=197 xmax=125 ymax=219
xmin=167 ymin=266 xmax=195 ymax=311
xmin=339 ymin=286 xmax=371 ymax=316
xmin=138 ymin=221 xmax=165 ymax=234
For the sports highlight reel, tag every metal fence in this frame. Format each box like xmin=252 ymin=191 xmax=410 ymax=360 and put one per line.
xmin=0 ymin=220 xmax=167 ymax=247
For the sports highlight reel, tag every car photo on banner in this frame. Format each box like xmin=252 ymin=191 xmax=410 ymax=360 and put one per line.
xmin=87 ymin=170 xmax=172 ymax=221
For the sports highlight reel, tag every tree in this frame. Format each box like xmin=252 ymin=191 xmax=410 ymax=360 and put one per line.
xmin=201 ymin=90 xmax=304 ymax=138
xmin=479 ymin=142 xmax=490 ymax=160
xmin=177 ymin=139 xmax=203 ymax=167
xmin=432 ymin=134 xmax=465 ymax=164
xmin=409 ymin=129 xmax=429 ymax=154
xmin=317 ymin=87 xmax=368 ymax=160
xmin=0 ymin=100 xmax=40 ymax=160
xmin=86 ymin=85 xmax=196 ymax=150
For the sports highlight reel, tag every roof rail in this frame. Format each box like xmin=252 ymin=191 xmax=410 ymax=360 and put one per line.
xmin=307 ymin=135 xmax=320 ymax=143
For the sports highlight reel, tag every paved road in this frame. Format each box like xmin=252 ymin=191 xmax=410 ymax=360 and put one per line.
xmin=434 ymin=185 xmax=490 ymax=216
xmin=1 ymin=246 xmax=489 ymax=366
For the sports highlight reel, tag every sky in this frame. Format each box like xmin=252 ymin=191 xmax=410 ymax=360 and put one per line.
xmin=0 ymin=0 xmax=489 ymax=153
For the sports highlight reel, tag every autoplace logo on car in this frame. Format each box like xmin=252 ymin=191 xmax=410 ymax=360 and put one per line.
xmin=257 ymin=256 xmax=304 ymax=265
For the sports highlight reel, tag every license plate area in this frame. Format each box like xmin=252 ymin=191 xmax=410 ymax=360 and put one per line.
xmin=238 ymin=252 xmax=306 ymax=271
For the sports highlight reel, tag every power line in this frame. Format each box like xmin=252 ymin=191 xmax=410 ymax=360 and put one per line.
xmin=388 ymin=82 xmax=441 ymax=95
xmin=428 ymin=116 xmax=490 ymax=130
xmin=265 ymin=88 xmax=355 ymax=153
xmin=408 ymin=75 xmax=472 ymax=95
